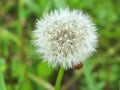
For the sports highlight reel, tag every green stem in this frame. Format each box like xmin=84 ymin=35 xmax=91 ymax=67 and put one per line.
xmin=55 ymin=66 xmax=65 ymax=90
xmin=0 ymin=72 xmax=6 ymax=90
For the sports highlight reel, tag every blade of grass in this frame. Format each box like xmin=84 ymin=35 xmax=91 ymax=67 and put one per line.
xmin=0 ymin=72 xmax=6 ymax=90
xmin=53 ymin=0 xmax=67 ymax=9
xmin=0 ymin=58 xmax=6 ymax=90
xmin=28 ymin=72 xmax=54 ymax=90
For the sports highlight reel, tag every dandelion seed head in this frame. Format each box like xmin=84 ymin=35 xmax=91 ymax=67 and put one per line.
xmin=33 ymin=9 xmax=98 ymax=69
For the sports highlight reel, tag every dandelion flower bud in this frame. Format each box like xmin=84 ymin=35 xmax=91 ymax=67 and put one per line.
xmin=33 ymin=9 xmax=97 ymax=70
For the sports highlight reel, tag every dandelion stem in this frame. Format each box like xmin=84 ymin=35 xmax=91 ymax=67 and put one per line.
xmin=55 ymin=66 xmax=65 ymax=90
xmin=0 ymin=72 xmax=6 ymax=90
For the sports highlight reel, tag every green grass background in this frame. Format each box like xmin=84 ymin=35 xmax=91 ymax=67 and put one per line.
xmin=0 ymin=0 xmax=120 ymax=90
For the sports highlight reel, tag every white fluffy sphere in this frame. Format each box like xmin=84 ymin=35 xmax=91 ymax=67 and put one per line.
xmin=33 ymin=9 xmax=97 ymax=69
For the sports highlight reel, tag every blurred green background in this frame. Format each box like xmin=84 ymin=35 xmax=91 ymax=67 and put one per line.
xmin=0 ymin=0 xmax=120 ymax=90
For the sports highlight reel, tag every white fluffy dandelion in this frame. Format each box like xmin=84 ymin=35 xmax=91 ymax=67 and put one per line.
xmin=33 ymin=9 xmax=97 ymax=69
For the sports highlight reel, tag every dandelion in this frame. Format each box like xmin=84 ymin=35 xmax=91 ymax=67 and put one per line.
xmin=33 ymin=9 xmax=97 ymax=70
